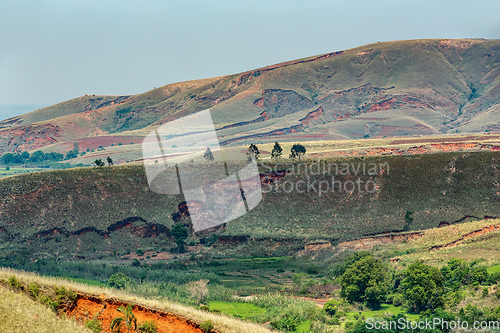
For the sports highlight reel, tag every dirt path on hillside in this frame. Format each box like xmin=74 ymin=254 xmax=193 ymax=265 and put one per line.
xmin=292 ymin=296 xmax=332 ymax=307
xmin=431 ymin=223 xmax=500 ymax=250
xmin=67 ymin=294 xmax=206 ymax=333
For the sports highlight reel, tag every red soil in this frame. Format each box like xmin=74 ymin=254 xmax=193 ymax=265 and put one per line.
xmin=67 ymin=294 xmax=206 ymax=333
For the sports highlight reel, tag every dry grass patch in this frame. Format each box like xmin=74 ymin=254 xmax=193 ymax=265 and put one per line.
xmin=0 ymin=268 xmax=272 ymax=333
xmin=0 ymin=285 xmax=91 ymax=333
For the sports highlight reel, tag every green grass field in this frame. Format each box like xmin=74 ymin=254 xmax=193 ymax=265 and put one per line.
xmin=345 ymin=304 xmax=419 ymax=322
xmin=487 ymin=264 xmax=500 ymax=274
xmin=0 ymin=167 xmax=46 ymax=178
xmin=209 ymin=301 xmax=267 ymax=319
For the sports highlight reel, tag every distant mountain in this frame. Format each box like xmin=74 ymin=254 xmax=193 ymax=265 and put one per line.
xmin=1 ymin=38 xmax=499 ymax=156
xmin=0 ymin=104 xmax=47 ymax=121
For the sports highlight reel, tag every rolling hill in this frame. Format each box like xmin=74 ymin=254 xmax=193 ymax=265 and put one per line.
xmin=1 ymin=151 xmax=499 ymax=261
xmin=0 ymin=38 xmax=499 ymax=162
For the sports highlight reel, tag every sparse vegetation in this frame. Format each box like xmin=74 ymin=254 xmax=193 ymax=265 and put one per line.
xmin=84 ymin=318 xmax=102 ymax=333
xmin=289 ymin=144 xmax=306 ymax=161
xmin=271 ymin=142 xmax=283 ymax=159
xmin=200 ymin=320 xmax=214 ymax=333
xmin=137 ymin=320 xmax=158 ymax=333
xmin=204 ymin=147 xmax=214 ymax=161
xmin=247 ymin=143 xmax=260 ymax=161
xmin=110 ymin=304 xmax=137 ymax=333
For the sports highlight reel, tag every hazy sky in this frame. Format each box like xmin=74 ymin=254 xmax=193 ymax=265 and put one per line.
xmin=1 ymin=0 xmax=499 ymax=109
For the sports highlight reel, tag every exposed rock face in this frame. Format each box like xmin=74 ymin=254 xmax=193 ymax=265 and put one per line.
xmin=1 ymin=39 xmax=500 ymax=158
xmin=0 ymin=124 xmax=61 ymax=153
xmin=338 ymin=232 xmax=423 ymax=250
xmin=253 ymin=89 xmax=316 ymax=118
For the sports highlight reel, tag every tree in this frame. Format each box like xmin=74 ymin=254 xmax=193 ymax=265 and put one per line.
xmin=21 ymin=151 xmax=30 ymax=161
xmin=108 ymin=272 xmax=131 ymax=289
xmin=403 ymin=211 xmax=414 ymax=231
xmin=340 ymin=255 xmax=388 ymax=308
xmin=45 ymin=152 xmax=64 ymax=161
xmin=110 ymin=304 xmax=137 ymax=333
xmin=93 ymin=159 xmax=105 ymax=167
xmin=65 ymin=149 xmax=78 ymax=160
xmin=186 ymin=279 xmax=209 ymax=305
xmin=401 ymin=261 xmax=445 ymax=312
xmin=204 ymin=147 xmax=214 ymax=161
xmin=107 ymin=156 xmax=113 ymax=166
xmin=290 ymin=144 xmax=306 ymax=161
xmin=171 ymin=223 xmax=188 ymax=252
xmin=271 ymin=142 xmax=283 ymax=159
xmin=0 ymin=153 xmax=14 ymax=164
xmin=29 ymin=150 xmax=45 ymax=163
xmin=247 ymin=143 xmax=260 ymax=162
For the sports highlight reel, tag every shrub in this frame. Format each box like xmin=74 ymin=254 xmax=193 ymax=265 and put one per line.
xmin=200 ymin=320 xmax=214 ymax=333
xmin=28 ymin=283 xmax=40 ymax=298
xmin=8 ymin=276 xmax=22 ymax=290
xmin=108 ymin=272 xmax=131 ymax=289
xmin=271 ymin=315 xmax=299 ymax=331
xmin=55 ymin=286 xmax=77 ymax=308
xmin=323 ymin=300 xmax=338 ymax=316
xmin=392 ymin=294 xmax=403 ymax=307
xmin=136 ymin=249 xmax=145 ymax=256
xmin=84 ymin=319 xmax=102 ymax=333
xmin=39 ymin=294 xmax=58 ymax=311
xmin=482 ymin=287 xmax=489 ymax=297
xmin=138 ymin=320 xmax=158 ymax=333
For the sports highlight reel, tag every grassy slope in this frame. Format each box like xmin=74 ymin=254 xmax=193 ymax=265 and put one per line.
xmin=0 ymin=151 xmax=499 ymax=260
xmin=0 ymin=285 xmax=91 ymax=333
xmin=0 ymin=268 xmax=272 ymax=333
xmin=370 ymin=218 xmax=500 ymax=269
xmin=1 ymin=39 xmax=500 ymax=155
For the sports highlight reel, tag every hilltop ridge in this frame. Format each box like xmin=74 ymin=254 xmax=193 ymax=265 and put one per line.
xmin=0 ymin=38 xmax=499 ymax=161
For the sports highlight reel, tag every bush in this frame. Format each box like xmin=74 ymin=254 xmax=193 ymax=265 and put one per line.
xmin=482 ymin=287 xmax=489 ymax=297
xmin=138 ymin=320 xmax=158 ymax=333
xmin=392 ymin=294 xmax=403 ymax=307
xmin=136 ymin=249 xmax=145 ymax=256
xmin=271 ymin=315 xmax=300 ymax=331
xmin=84 ymin=319 xmax=102 ymax=333
xmin=28 ymin=283 xmax=40 ymax=298
xmin=8 ymin=276 xmax=23 ymax=290
xmin=108 ymin=272 xmax=131 ymax=289
xmin=323 ymin=299 xmax=338 ymax=316
xmin=55 ymin=286 xmax=77 ymax=308
xmin=200 ymin=320 xmax=214 ymax=333
xmin=39 ymin=294 xmax=58 ymax=311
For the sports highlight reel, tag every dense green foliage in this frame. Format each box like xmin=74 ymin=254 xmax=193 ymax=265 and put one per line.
xmin=340 ymin=255 xmax=389 ymax=308
xmin=289 ymin=144 xmax=306 ymax=161
xmin=401 ymin=261 xmax=445 ymax=312
xmin=108 ymin=272 xmax=131 ymax=289
xmin=171 ymin=223 xmax=189 ymax=252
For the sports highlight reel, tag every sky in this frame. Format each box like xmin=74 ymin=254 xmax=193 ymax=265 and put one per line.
xmin=0 ymin=0 xmax=499 ymax=116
